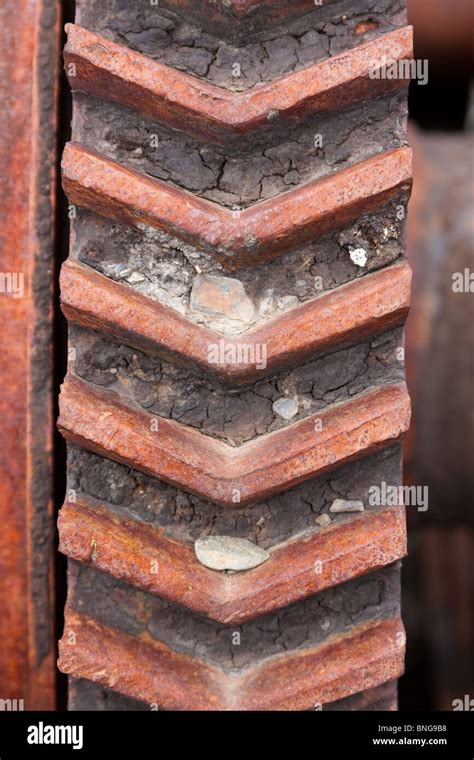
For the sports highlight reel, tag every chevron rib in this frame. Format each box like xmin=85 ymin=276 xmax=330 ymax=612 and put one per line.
xmin=61 ymin=259 xmax=411 ymax=382
xmin=58 ymin=375 xmax=410 ymax=507
xmin=59 ymin=608 xmax=405 ymax=711
xmin=59 ymin=499 xmax=406 ymax=624
xmin=62 ymin=142 xmax=412 ymax=268
xmin=68 ymin=673 xmax=399 ymax=711
xmin=65 ymin=24 xmax=413 ymax=144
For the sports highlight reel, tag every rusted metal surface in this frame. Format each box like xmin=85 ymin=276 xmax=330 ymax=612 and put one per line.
xmin=0 ymin=0 xmax=59 ymax=709
xmin=59 ymin=0 xmax=411 ymax=710
xmin=161 ymin=0 xmax=403 ymax=44
xmin=59 ymin=376 xmax=410 ymax=507
xmin=328 ymin=680 xmax=399 ymax=711
xmin=61 ymin=259 xmax=411 ymax=383
xmin=62 ymin=142 xmax=412 ymax=267
xmin=65 ymin=24 xmax=413 ymax=144
xmin=59 ymin=498 xmax=406 ymax=624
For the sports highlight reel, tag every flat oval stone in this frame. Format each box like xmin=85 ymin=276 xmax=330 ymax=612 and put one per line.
xmin=330 ymin=499 xmax=365 ymax=513
xmin=194 ymin=536 xmax=270 ymax=572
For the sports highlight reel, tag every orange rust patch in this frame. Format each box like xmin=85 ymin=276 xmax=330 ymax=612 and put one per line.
xmin=355 ymin=20 xmax=380 ymax=35
xmin=0 ymin=0 xmax=59 ymax=709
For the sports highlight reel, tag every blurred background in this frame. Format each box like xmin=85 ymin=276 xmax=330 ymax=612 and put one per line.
xmin=402 ymin=0 xmax=473 ymax=711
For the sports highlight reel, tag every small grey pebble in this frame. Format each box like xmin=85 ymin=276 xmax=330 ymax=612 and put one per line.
xmin=273 ymin=397 xmax=299 ymax=420
xmin=315 ymin=514 xmax=332 ymax=527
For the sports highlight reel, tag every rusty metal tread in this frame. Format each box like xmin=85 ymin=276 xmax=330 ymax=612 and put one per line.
xmin=63 ymin=142 xmax=412 ymax=268
xmin=61 ymin=259 xmax=411 ymax=383
xmin=60 ymin=0 xmax=412 ymax=711
xmin=59 ymin=608 xmax=405 ymax=711
xmin=59 ymin=498 xmax=406 ymax=624
xmin=58 ymin=375 xmax=410 ymax=507
xmin=65 ymin=24 xmax=413 ymax=144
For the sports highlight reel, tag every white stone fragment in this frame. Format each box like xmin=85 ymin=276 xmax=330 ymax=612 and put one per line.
xmin=330 ymin=499 xmax=365 ymax=514
xmin=258 ymin=288 xmax=275 ymax=317
xmin=194 ymin=536 xmax=270 ymax=572
xmin=349 ymin=246 xmax=368 ymax=267
xmin=277 ymin=294 xmax=299 ymax=310
xmin=127 ymin=271 xmax=146 ymax=284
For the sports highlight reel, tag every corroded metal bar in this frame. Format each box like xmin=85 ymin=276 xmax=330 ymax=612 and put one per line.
xmin=0 ymin=0 xmax=59 ymax=709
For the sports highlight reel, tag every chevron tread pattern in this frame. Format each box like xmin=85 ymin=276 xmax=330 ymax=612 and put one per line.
xmin=59 ymin=0 xmax=412 ymax=711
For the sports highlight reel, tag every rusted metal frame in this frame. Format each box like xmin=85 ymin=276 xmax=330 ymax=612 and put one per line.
xmin=408 ymin=0 xmax=474 ymax=74
xmin=405 ymin=130 xmax=474 ymax=517
xmin=0 ymin=0 xmax=60 ymax=709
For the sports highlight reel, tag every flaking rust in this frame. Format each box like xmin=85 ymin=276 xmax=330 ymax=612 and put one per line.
xmin=59 ymin=0 xmax=412 ymax=710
